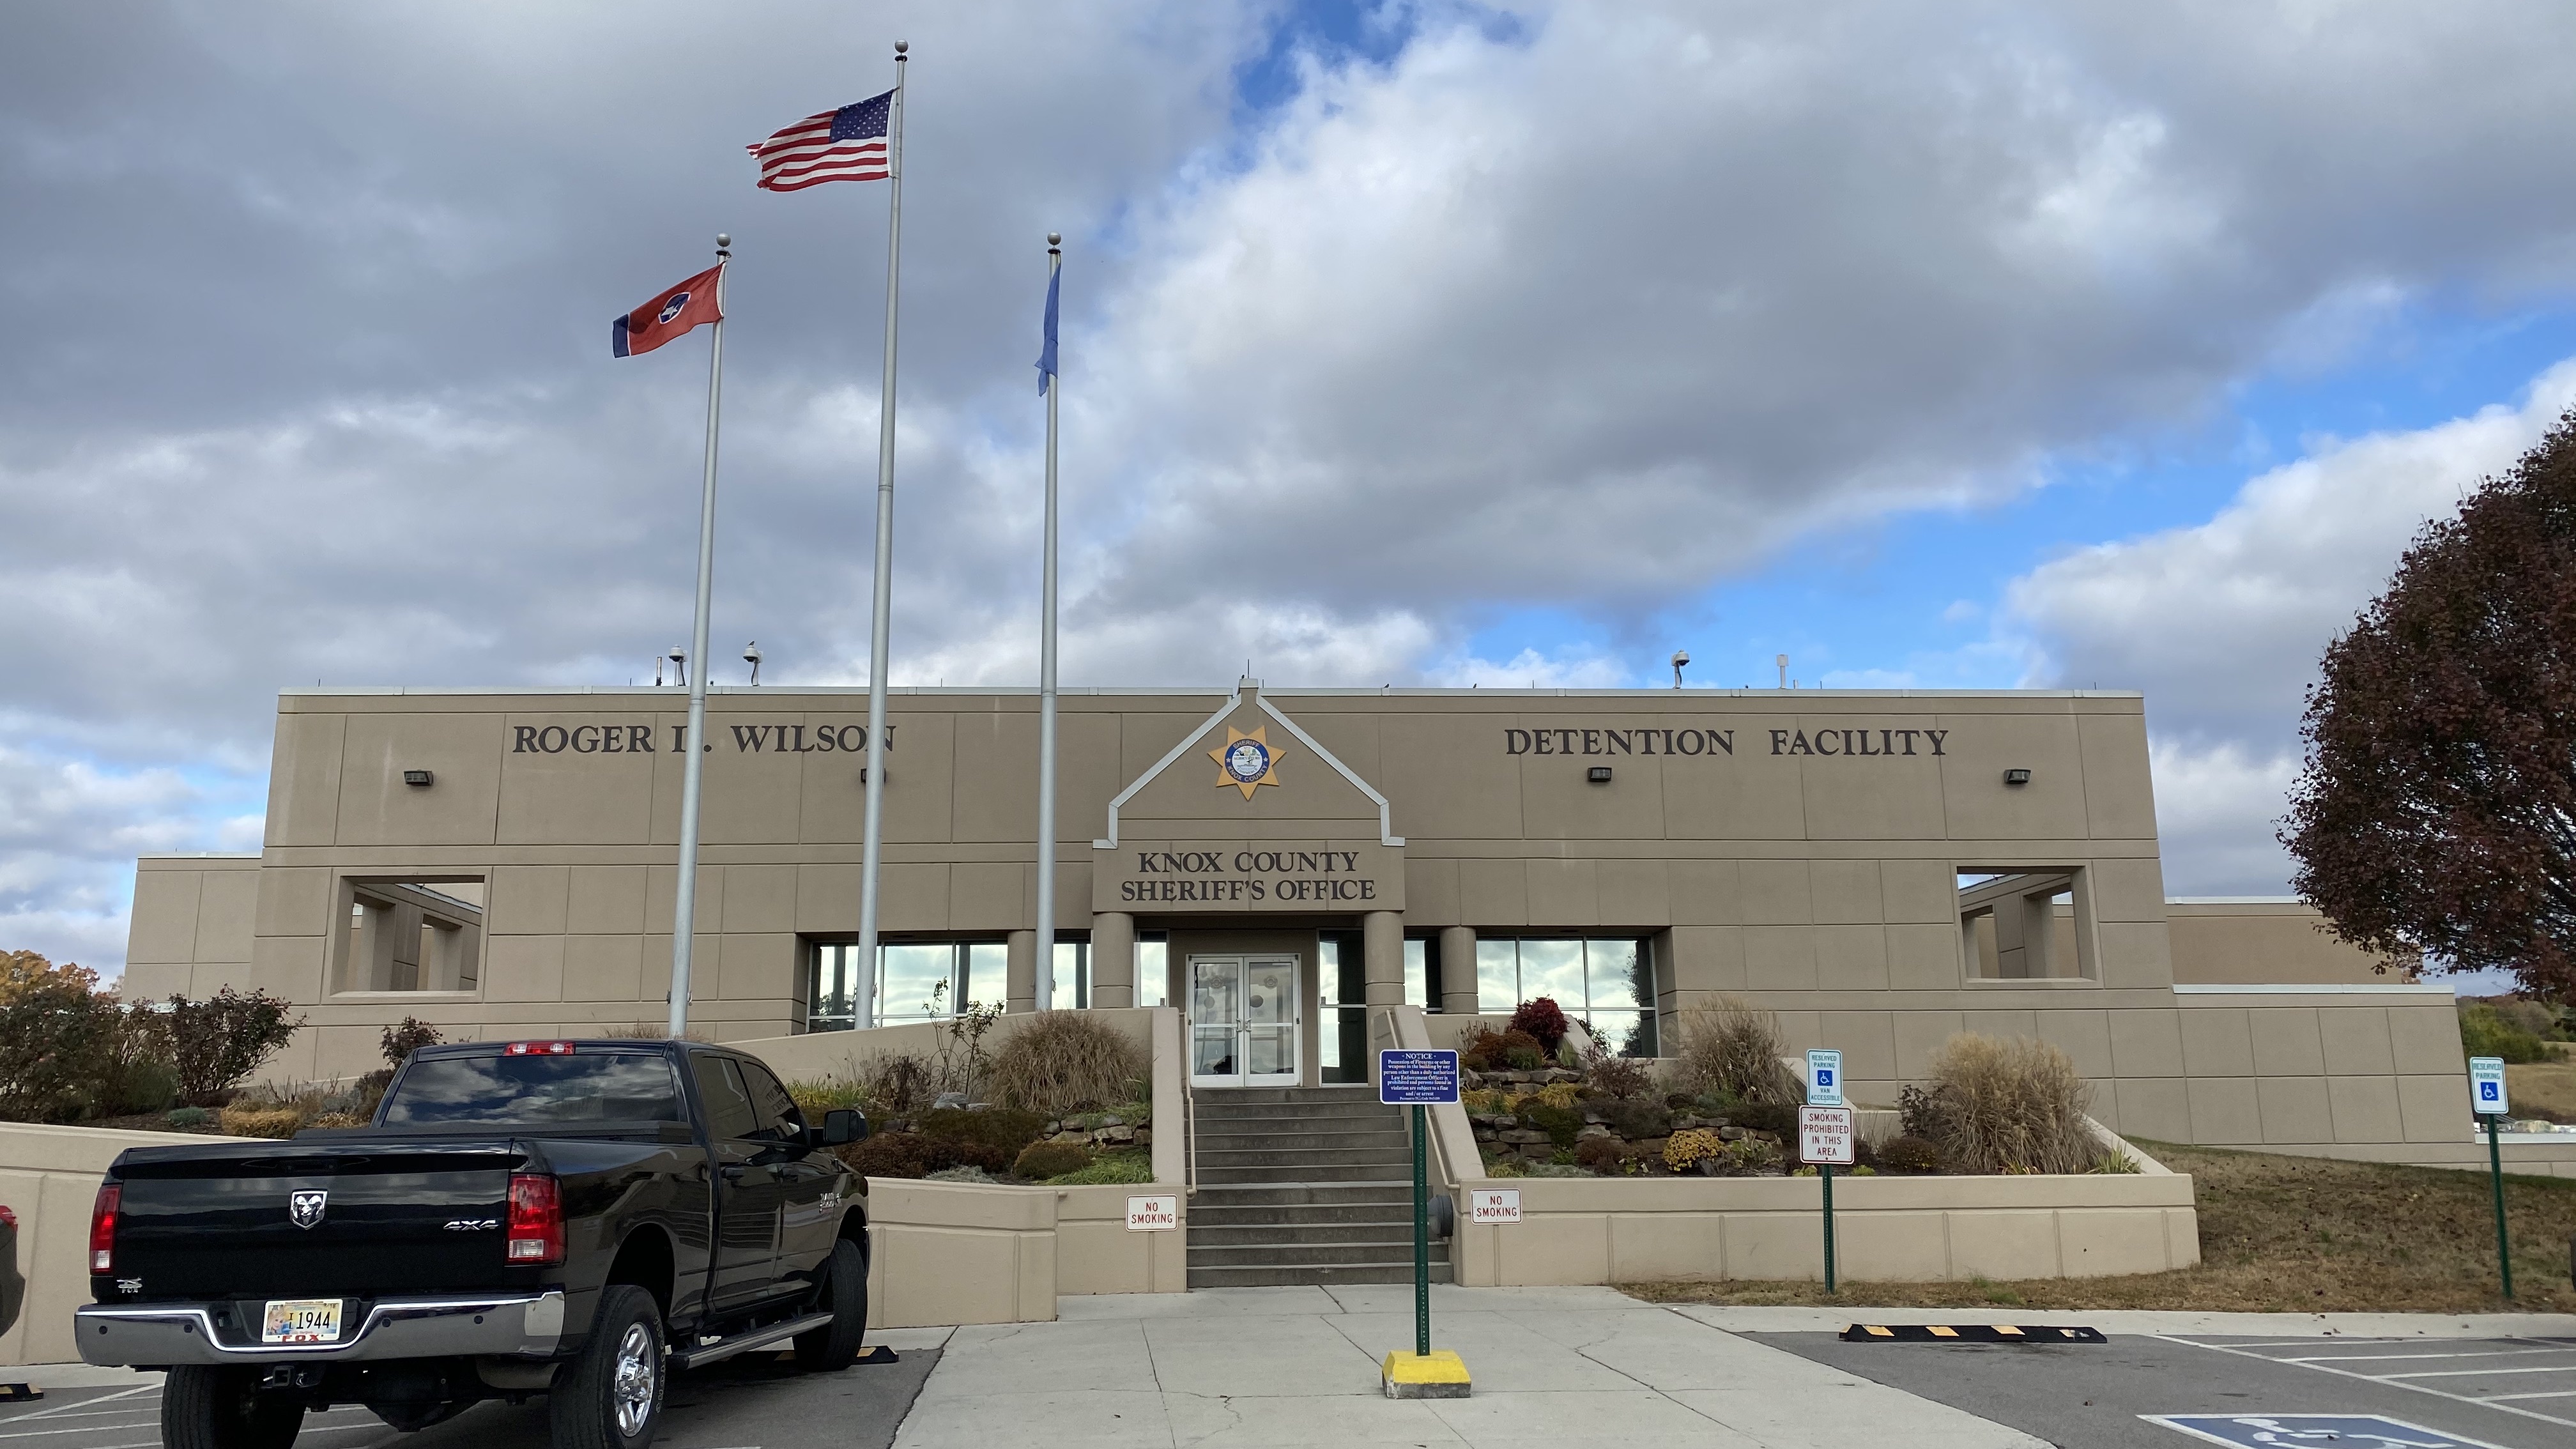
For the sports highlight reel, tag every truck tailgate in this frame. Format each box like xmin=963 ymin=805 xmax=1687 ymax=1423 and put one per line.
xmin=112 ymin=1142 xmax=528 ymax=1298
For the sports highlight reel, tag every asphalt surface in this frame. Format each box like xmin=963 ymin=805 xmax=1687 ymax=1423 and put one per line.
xmin=0 ymin=1349 xmax=939 ymax=1449
xmin=1753 ymin=1331 xmax=2576 ymax=1449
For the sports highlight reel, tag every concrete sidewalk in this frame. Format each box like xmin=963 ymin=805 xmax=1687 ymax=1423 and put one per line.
xmin=1667 ymin=1304 xmax=2576 ymax=1338
xmin=890 ymin=1285 xmax=2046 ymax=1449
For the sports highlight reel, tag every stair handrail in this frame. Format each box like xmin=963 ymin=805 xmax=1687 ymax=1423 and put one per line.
xmin=1183 ymin=1010 xmax=1200 ymax=1197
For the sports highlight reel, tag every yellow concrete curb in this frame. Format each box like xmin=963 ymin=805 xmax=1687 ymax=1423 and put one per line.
xmin=1381 ymin=1349 xmax=1471 ymax=1399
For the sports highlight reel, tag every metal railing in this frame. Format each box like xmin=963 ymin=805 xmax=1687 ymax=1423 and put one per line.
xmin=1183 ymin=1012 xmax=1200 ymax=1196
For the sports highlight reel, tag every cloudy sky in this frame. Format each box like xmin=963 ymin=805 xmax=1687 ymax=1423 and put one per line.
xmin=7 ymin=1 xmax=2576 ymax=979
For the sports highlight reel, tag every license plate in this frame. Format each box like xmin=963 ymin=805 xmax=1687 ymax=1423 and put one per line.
xmin=261 ymin=1298 xmax=343 ymax=1344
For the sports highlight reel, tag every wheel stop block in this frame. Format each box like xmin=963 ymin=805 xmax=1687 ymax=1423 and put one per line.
xmin=1381 ymin=1350 xmax=1469 ymax=1399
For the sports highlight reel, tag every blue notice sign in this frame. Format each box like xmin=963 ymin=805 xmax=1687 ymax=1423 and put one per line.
xmin=1378 ymin=1049 xmax=1460 ymax=1105
xmin=2146 ymin=1414 xmax=2508 ymax=1448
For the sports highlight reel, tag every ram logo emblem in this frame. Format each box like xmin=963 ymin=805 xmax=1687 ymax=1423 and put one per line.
xmin=289 ymin=1190 xmax=328 ymax=1230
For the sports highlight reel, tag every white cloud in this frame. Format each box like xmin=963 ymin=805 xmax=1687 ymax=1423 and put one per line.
xmin=1426 ymin=647 xmax=1630 ymax=690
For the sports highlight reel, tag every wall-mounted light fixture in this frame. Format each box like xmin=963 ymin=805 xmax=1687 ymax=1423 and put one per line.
xmin=1587 ymin=766 xmax=1613 ymax=784
xmin=402 ymin=769 xmax=435 ymax=788
xmin=2002 ymin=768 xmax=2031 ymax=786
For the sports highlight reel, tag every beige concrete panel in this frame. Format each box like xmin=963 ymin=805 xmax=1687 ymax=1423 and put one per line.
xmin=1296 ymin=710 xmax=1382 ymax=786
xmin=2076 ymin=713 xmax=2159 ymax=841
xmin=2326 ymin=1076 xmax=2404 ymax=1144
xmin=267 ymin=710 xmax=347 ymax=847
xmin=128 ymin=869 xmax=203 ymax=965
xmin=1119 ymin=703 xmax=1384 ymax=834
xmin=2386 ymin=1002 xmax=2467 ymax=1074
xmin=1878 ymin=860 xmax=1954 ymax=926
xmin=1405 ymin=857 xmax=1461 ymax=927
xmin=1523 ymin=859 xmax=1598 ymax=928
xmin=1885 ymin=924 xmax=1961 ymax=991
xmin=1835 ymin=1211 xmax=1951 ymax=1282
xmin=2166 ymin=902 xmax=2411 ymax=985
xmin=1667 ymin=926 xmax=1747 ymax=993
xmin=2248 ymin=1008 xmax=2327 ymax=1077
xmin=692 ymin=715 xmax=824 ymax=846
xmin=716 ymin=933 xmax=796 ymax=1004
xmin=1892 ymin=1010 xmax=1965 ymax=1077
xmin=1722 ymin=1210 xmax=1823 ymax=1280
xmin=2034 ymin=1010 xmax=2115 ymax=1077
xmin=489 ymin=864 xmax=572 ymax=937
xmin=1961 ymin=1008 xmax=2037 ymax=1042
xmin=1811 ymin=861 xmax=1883 ymax=924
xmin=2058 ymin=1207 xmax=2175 ymax=1276
xmin=2086 ymin=857 xmax=2168 ymax=924
xmin=497 ymin=712 xmax=661 ymax=846
xmin=1377 ymin=714 xmax=1525 ymax=840
xmin=1662 ymin=747 xmax=1806 ymax=841
xmin=123 ymin=963 xmax=191 ymax=998
xmin=1459 ymin=858 xmax=1528 ymax=928
xmin=2179 ymin=1009 xmax=2255 ymax=1077
xmin=946 ymin=706 xmax=1033 ymax=846
xmin=1595 ymin=859 xmax=1669 ymax=927
xmin=848 ymin=711 xmax=957 ymax=846
xmin=2185 ymin=1077 xmax=2262 ymax=1145
xmin=793 ymin=864 xmax=863 ymax=935
xmin=564 ymin=934 xmax=646 ymax=1004
xmin=249 ymin=934 xmax=325 ymax=1003
xmin=723 ymin=864 xmax=797 ymax=935
xmin=2108 ymin=1009 xmax=2186 ymax=1077
xmin=485 ymin=935 xmax=568 ymax=1004
xmin=642 ymin=865 xmax=723 ymax=937
xmin=565 ymin=866 xmax=648 ymax=935
xmin=1495 ymin=1213 xmax=1615 ymax=1286
xmin=2317 ymin=1006 xmax=2396 ymax=1077
xmin=1604 ymin=1212 xmax=1726 ymax=1282
xmin=2257 ymin=1077 xmax=2335 ymax=1145
xmin=1743 ymin=926 xmax=1817 ymax=991
xmin=1793 ymin=733 xmax=1947 ymax=842
xmin=1945 ymin=1211 xmax=2063 ymax=1279
xmin=254 ymin=867 xmax=331 ymax=940
xmin=1517 ymin=741 xmax=1669 ymax=841
xmin=2110 ymin=1077 xmax=2190 ymax=1142
xmin=1740 ymin=860 xmax=1812 ymax=925
xmin=2094 ymin=921 xmax=2175 ymax=990
xmin=1940 ymin=711 xmax=2090 ymax=840
xmin=2396 ymin=1075 xmax=2471 ymax=1140
xmin=1813 ymin=926 xmax=1890 ymax=992
xmin=1666 ymin=859 xmax=1740 ymax=926
xmin=1818 ymin=1011 xmax=1896 ymax=1081
xmin=198 ymin=866 xmax=260 ymax=960
xmin=876 ymin=864 xmax=951 ymax=931
xmin=336 ymin=712 xmax=505 ymax=846
xmin=951 ymin=862 xmax=1026 ymax=931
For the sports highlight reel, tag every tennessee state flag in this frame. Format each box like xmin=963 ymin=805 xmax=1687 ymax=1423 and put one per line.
xmin=613 ymin=264 xmax=724 ymax=358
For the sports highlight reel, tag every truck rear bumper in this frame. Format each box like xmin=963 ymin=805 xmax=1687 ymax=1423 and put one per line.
xmin=75 ymin=1291 xmax=565 ymax=1367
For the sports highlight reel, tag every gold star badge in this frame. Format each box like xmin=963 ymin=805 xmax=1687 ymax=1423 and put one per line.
xmin=1209 ymin=726 xmax=1285 ymax=800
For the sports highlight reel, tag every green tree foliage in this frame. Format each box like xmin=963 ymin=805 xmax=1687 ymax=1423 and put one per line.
xmin=163 ymin=988 xmax=305 ymax=1101
xmin=2284 ymin=411 xmax=2576 ymax=1000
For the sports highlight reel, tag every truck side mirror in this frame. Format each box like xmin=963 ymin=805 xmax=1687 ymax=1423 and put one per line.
xmin=821 ymin=1108 xmax=864 ymax=1146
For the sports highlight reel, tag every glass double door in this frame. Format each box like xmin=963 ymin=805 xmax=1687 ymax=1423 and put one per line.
xmin=1189 ymin=954 xmax=1300 ymax=1088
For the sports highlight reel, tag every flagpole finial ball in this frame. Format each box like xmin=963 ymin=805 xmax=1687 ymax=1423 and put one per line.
xmin=894 ymin=40 xmax=908 ymax=54
xmin=715 ymin=234 xmax=730 ymax=250
xmin=1048 ymin=232 xmax=1061 ymax=247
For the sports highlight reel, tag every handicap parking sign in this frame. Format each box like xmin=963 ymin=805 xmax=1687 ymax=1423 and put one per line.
xmin=2468 ymin=1055 xmax=2508 ymax=1116
xmin=2147 ymin=1413 xmax=2509 ymax=1448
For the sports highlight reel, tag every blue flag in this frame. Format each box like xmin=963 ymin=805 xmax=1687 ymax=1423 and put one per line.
xmin=1036 ymin=264 xmax=1059 ymax=395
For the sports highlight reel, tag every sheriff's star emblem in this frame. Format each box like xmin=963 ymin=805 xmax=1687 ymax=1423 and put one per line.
xmin=1209 ymin=726 xmax=1285 ymax=801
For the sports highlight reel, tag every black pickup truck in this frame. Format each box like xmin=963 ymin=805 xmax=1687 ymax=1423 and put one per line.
xmin=77 ymin=1039 xmax=868 ymax=1449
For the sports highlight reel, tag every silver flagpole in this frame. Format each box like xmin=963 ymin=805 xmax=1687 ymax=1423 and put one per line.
xmin=669 ymin=234 xmax=732 ymax=1038
xmin=1034 ymin=234 xmax=1062 ymax=1011
xmin=854 ymin=41 xmax=907 ymax=1033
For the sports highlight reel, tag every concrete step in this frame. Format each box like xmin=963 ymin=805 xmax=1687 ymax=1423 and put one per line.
xmin=1187 ymin=1238 xmax=1440 ymax=1268
xmin=1197 ymin=1163 xmax=1411 ymax=1184
xmin=1192 ymin=1108 xmax=1407 ymax=1128
xmin=1186 ymin=1220 xmax=1422 ymax=1246
xmin=1195 ymin=1128 xmax=1413 ymax=1153
xmin=1188 ymin=1203 xmax=1423 ymax=1229
xmin=1188 ymin=1183 xmax=1418 ymax=1209
xmin=1197 ymin=1145 xmax=1414 ymax=1168
xmin=1192 ymin=1087 xmax=1383 ymax=1106
xmin=1185 ymin=1260 xmax=1454 ymax=1289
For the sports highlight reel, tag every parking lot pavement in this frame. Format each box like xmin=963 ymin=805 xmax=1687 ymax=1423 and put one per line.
xmin=1750 ymin=1331 xmax=2576 ymax=1449
xmin=2 ymin=1334 xmax=945 ymax=1449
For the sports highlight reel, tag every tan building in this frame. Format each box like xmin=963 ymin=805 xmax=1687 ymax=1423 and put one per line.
xmin=125 ymin=680 xmax=2501 ymax=1165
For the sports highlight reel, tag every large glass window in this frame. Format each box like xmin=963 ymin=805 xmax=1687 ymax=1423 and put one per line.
xmin=1473 ymin=937 xmax=1659 ymax=1057
xmin=1317 ymin=935 xmax=1368 ymax=1083
xmin=1137 ymin=933 xmax=1169 ymax=1008
xmin=807 ymin=939 xmax=1004 ymax=1031
xmin=1050 ymin=939 xmax=1091 ymax=1009
xmin=1402 ymin=937 xmax=1439 ymax=1009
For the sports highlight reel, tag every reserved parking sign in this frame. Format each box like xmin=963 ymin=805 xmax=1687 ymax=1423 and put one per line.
xmin=2469 ymin=1055 xmax=2509 ymax=1116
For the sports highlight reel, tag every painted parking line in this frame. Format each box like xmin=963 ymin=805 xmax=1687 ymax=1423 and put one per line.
xmin=2161 ymin=1337 xmax=2576 ymax=1434
xmin=2147 ymin=1413 xmax=2512 ymax=1448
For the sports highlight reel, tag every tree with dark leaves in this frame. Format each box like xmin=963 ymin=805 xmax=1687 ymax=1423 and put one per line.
xmin=2283 ymin=410 xmax=2576 ymax=1000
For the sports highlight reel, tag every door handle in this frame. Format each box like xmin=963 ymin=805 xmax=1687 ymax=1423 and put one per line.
xmin=719 ymin=1164 xmax=748 ymax=1182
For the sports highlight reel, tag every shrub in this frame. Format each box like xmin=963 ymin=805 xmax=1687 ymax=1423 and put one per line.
xmin=916 ymin=1137 xmax=1009 ymax=1176
xmin=1583 ymin=1043 xmax=1655 ymax=1100
xmin=1013 ymin=1140 xmax=1093 ymax=1179
xmin=1719 ymin=1137 xmax=1782 ymax=1175
xmin=1911 ymin=1034 xmax=2098 ymax=1176
xmin=2458 ymin=1004 xmax=2550 ymax=1064
xmin=165 ymin=988 xmax=303 ymax=1101
xmin=1517 ymin=1100 xmax=1583 ymax=1150
xmin=99 ymin=1054 xmax=180 ymax=1117
xmin=1510 ymin=998 xmax=1570 ymax=1050
xmin=924 ymin=1165 xmax=999 ymax=1184
xmin=380 ymin=1017 xmax=443 ymax=1067
xmin=851 ymin=1051 xmax=939 ymax=1116
xmin=840 ymin=1131 xmax=928 ymax=1179
xmin=987 ymin=1013 xmax=1147 ymax=1114
xmin=1461 ymin=1087 xmax=1507 ymax=1114
xmin=1045 ymin=1150 xmax=1154 ymax=1185
xmin=1595 ymin=1096 xmax=1671 ymax=1140
xmin=219 ymin=1105 xmax=304 ymax=1139
xmin=1877 ymin=1135 xmax=1942 ymax=1174
xmin=167 ymin=1105 xmax=211 ymax=1128
xmin=0 ymin=954 xmax=124 ymax=1121
xmin=1498 ymin=1028 xmax=1548 ymax=1071
xmin=1574 ymin=1137 xmax=1631 ymax=1174
xmin=1461 ymin=1029 xmax=1507 ymax=1072
xmin=920 ymin=1107 xmax=1047 ymax=1158
xmin=1670 ymin=997 xmax=1802 ymax=1105
xmin=1722 ymin=1096 xmax=1797 ymax=1137
xmin=1663 ymin=1128 xmax=1724 ymax=1172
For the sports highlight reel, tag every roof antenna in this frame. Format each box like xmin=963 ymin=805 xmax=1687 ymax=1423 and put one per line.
xmin=667 ymin=645 xmax=687 ymax=688
xmin=654 ymin=654 xmax=665 ymax=687
xmin=1776 ymin=653 xmax=1789 ymax=689
xmin=743 ymin=641 xmax=763 ymax=686
xmin=1671 ymin=649 xmax=1690 ymax=689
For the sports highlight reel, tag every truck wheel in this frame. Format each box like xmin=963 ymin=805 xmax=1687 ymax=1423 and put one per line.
xmin=792 ymin=1238 xmax=868 ymax=1372
xmin=164 ymin=1365 xmax=303 ymax=1449
xmin=549 ymin=1285 xmax=665 ymax=1449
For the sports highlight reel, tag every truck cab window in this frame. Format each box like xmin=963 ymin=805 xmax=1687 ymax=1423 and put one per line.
xmin=739 ymin=1061 xmax=804 ymax=1142
xmin=689 ymin=1053 xmax=760 ymax=1140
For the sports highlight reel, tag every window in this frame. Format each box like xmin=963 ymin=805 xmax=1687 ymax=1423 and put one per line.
xmin=689 ymin=1053 xmax=761 ymax=1139
xmin=1402 ymin=937 xmax=1442 ymax=1010
xmin=1051 ymin=939 xmax=1091 ymax=1009
xmin=1957 ymin=870 xmax=2090 ymax=980
xmin=737 ymin=1059 xmax=805 ymax=1142
xmin=1318 ymin=933 xmax=1368 ymax=1083
xmin=806 ymin=939 xmax=1004 ymax=1031
xmin=334 ymin=877 xmax=483 ymax=993
xmin=381 ymin=1051 xmax=683 ymax=1125
xmin=1472 ymin=937 xmax=1659 ymax=1057
xmin=1137 ymin=933 xmax=1169 ymax=1008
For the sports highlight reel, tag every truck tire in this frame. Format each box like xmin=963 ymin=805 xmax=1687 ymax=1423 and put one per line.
xmin=792 ymin=1238 xmax=868 ymax=1372
xmin=164 ymin=1365 xmax=303 ymax=1449
xmin=548 ymin=1285 xmax=665 ymax=1449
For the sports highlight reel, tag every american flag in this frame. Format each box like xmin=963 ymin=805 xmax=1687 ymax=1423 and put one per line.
xmin=748 ymin=89 xmax=894 ymax=191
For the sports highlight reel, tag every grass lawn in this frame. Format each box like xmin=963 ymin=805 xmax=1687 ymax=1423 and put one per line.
xmin=2508 ymin=1059 xmax=2576 ymax=1124
xmin=1621 ymin=1140 xmax=2576 ymax=1314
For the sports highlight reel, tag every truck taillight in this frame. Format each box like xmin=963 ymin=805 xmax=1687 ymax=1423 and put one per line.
xmin=503 ymin=1041 xmax=576 ymax=1056
xmin=506 ymin=1174 xmax=564 ymax=1265
xmin=89 ymin=1184 xmax=119 ymax=1273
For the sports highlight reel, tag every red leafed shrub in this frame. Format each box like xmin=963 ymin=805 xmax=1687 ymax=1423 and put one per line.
xmin=1510 ymin=997 xmax=1570 ymax=1050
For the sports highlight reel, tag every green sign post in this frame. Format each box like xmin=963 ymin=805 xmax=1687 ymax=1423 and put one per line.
xmin=1411 ymin=1101 xmax=1430 ymax=1354
xmin=1798 ymin=1103 xmax=1853 ymax=1295
xmin=2469 ymin=1055 xmax=2513 ymax=1300
xmin=1377 ymin=1048 xmax=1469 ymax=1398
